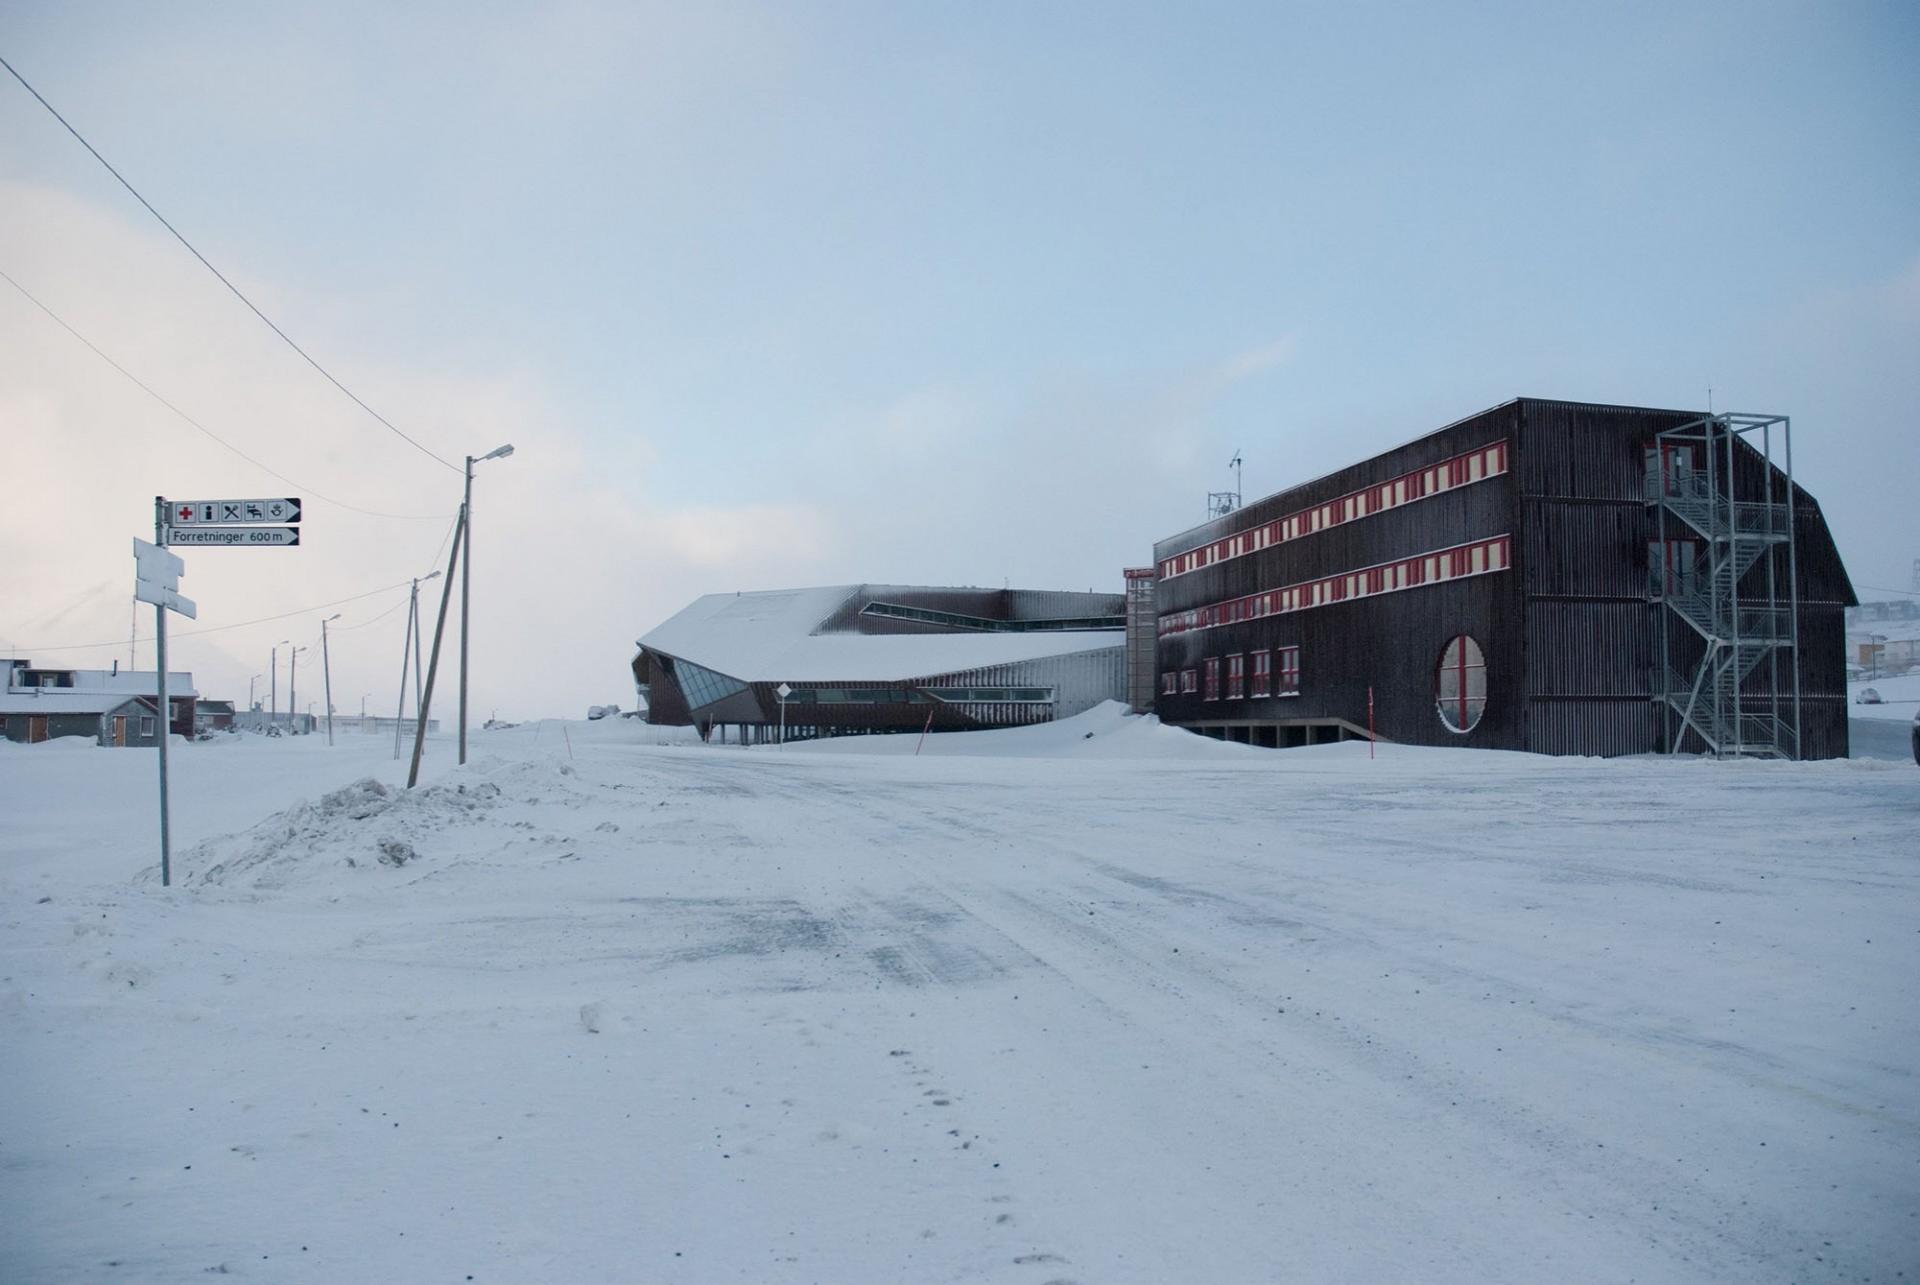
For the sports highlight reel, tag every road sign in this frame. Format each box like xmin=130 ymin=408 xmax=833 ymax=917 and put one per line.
xmin=134 ymin=579 xmax=198 ymax=618
xmin=133 ymin=537 xmax=196 ymax=618
xmin=167 ymin=497 xmax=301 ymax=525
xmin=165 ymin=525 xmax=301 ymax=547
xmin=775 ymin=683 xmax=793 ymax=698
xmin=133 ymin=537 xmax=185 ymax=587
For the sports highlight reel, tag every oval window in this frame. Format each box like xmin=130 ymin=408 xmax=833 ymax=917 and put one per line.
xmin=1436 ymin=635 xmax=1486 ymax=733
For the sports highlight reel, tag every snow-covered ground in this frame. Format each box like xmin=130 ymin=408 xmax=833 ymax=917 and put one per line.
xmin=2 ymin=709 xmax=1916 ymax=1282
xmin=1850 ymin=673 xmax=1920 ymax=721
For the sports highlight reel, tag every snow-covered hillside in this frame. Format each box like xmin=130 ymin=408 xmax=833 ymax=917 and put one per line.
xmin=2 ymin=713 xmax=1915 ymax=1282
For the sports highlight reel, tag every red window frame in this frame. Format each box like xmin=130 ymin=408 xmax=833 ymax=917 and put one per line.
xmin=1157 ymin=534 xmax=1514 ymax=640
xmin=1157 ymin=440 xmax=1511 ymax=580
xmin=1277 ymin=646 xmax=1301 ymax=694
xmin=1250 ymin=650 xmax=1272 ymax=698
xmin=1226 ymin=653 xmax=1245 ymax=700
xmin=1203 ymin=658 xmax=1221 ymax=702
xmin=1161 ymin=671 xmax=1178 ymax=697
xmin=1181 ymin=668 xmax=1197 ymax=694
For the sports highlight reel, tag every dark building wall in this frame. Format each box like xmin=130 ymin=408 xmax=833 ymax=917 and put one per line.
xmin=1513 ymin=400 xmax=1694 ymax=754
xmin=1153 ymin=402 xmax=1524 ymax=749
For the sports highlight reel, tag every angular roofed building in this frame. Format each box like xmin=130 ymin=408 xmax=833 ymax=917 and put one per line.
xmin=634 ymin=584 xmax=1126 ymax=743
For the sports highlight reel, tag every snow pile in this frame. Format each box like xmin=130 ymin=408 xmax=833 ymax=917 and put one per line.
xmin=166 ymin=773 xmax=510 ymax=890
xmin=789 ymin=700 xmax=1260 ymax=760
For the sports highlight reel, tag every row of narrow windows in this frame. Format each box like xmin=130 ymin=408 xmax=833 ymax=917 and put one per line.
xmin=1159 ymin=635 xmax=1489 ymax=734
xmin=1159 ymin=535 xmax=1513 ymax=640
xmin=1162 ymin=646 xmax=1303 ymax=701
xmin=1159 ymin=440 xmax=1509 ymax=579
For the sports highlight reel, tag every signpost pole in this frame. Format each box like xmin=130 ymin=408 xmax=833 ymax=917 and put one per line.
xmin=153 ymin=497 xmax=171 ymax=888
xmin=775 ymin=682 xmax=792 ymax=749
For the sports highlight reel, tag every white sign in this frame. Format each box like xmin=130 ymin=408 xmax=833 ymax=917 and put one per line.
xmin=775 ymin=682 xmax=793 ymax=699
xmin=133 ymin=538 xmax=185 ymax=588
xmin=134 ymin=579 xmax=198 ymax=618
xmin=133 ymin=537 xmax=196 ymax=618
xmin=167 ymin=497 xmax=302 ymax=525
xmin=166 ymin=526 xmax=301 ymax=547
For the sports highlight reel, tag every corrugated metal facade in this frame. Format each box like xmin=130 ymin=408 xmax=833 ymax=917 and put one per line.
xmin=1152 ymin=397 xmax=1857 ymax=758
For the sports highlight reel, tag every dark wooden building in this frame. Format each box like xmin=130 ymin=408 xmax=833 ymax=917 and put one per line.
xmin=1149 ymin=398 xmax=1854 ymax=757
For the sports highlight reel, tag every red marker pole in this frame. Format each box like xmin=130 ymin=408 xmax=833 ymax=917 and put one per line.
xmin=915 ymin=707 xmax=935 ymax=756
xmin=1368 ymin=685 xmax=1375 ymax=760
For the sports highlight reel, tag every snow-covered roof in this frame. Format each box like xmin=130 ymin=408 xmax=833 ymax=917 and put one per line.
xmin=0 ymin=691 xmax=152 ymax=716
xmin=92 ymin=671 xmax=199 ymax=699
xmin=640 ymin=586 xmax=1122 ymax=683
xmin=6 ymin=671 xmax=198 ymax=700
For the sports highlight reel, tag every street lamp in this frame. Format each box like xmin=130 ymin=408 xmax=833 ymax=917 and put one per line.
xmin=461 ymin=443 xmax=515 ymax=766
xmin=288 ymin=645 xmax=308 ymax=734
xmin=270 ymin=640 xmax=291 ymax=729
xmin=248 ymin=673 xmax=263 ymax=712
xmin=321 ymin=613 xmax=342 ymax=746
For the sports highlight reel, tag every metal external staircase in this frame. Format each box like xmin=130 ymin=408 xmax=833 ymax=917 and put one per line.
xmin=1647 ymin=414 xmax=1803 ymax=760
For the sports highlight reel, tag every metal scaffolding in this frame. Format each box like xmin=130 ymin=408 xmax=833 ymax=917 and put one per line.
xmin=1647 ymin=413 xmax=1802 ymax=759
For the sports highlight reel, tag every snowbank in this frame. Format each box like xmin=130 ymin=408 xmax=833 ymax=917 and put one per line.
xmin=156 ymin=759 xmax=584 ymax=891
xmin=784 ymin=700 xmax=1259 ymax=759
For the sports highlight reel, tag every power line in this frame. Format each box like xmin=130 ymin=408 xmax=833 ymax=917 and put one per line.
xmin=328 ymin=597 xmax=408 ymax=632
xmin=0 ymin=266 xmax=450 ymax=522
xmin=0 ymin=52 xmax=463 ymax=476
xmin=11 ymin=580 xmax=415 ymax=654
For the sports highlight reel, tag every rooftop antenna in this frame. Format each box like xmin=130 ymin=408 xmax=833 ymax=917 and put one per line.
xmin=1207 ymin=449 xmax=1244 ymax=520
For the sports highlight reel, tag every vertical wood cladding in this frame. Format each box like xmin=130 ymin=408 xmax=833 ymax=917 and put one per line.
xmin=1153 ymin=397 xmax=1857 ymax=758
xmin=1154 ymin=403 xmax=1525 ymax=751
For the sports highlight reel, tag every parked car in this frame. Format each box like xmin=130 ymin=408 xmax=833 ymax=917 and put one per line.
xmin=1856 ymin=687 xmax=1883 ymax=705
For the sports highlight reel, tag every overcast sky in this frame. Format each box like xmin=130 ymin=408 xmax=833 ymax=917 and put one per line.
xmin=2 ymin=1 xmax=1915 ymax=721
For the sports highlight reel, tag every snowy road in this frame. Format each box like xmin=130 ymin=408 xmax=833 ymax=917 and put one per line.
xmin=3 ymin=714 xmax=1916 ymax=1282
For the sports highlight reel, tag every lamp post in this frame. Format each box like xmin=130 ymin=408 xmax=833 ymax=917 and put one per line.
xmin=288 ymin=645 xmax=308 ymax=734
xmin=460 ymin=443 xmax=515 ymax=766
xmin=270 ymin=640 xmax=290 ymax=731
xmin=248 ymin=672 xmax=263 ymax=713
xmin=395 ymin=571 xmax=442 ymax=760
xmin=321 ymin=613 xmax=342 ymax=745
